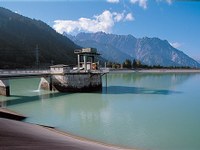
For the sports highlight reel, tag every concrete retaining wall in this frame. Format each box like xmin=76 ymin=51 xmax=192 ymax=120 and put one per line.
xmin=0 ymin=80 xmax=10 ymax=96
xmin=40 ymin=77 xmax=53 ymax=91
xmin=52 ymin=73 xmax=102 ymax=92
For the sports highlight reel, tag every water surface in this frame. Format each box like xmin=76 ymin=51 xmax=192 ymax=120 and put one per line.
xmin=1 ymin=73 xmax=200 ymax=150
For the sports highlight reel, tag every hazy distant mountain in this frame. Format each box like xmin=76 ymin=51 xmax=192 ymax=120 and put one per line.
xmin=195 ymin=58 xmax=200 ymax=64
xmin=65 ymin=32 xmax=200 ymax=68
xmin=0 ymin=7 xmax=79 ymax=68
xmin=65 ymin=32 xmax=135 ymax=63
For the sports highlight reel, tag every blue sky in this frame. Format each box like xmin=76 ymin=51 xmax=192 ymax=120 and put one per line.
xmin=0 ymin=0 xmax=200 ymax=60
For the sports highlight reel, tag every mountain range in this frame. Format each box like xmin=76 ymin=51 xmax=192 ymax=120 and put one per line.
xmin=0 ymin=7 xmax=79 ymax=69
xmin=0 ymin=7 xmax=199 ymax=69
xmin=65 ymin=32 xmax=200 ymax=68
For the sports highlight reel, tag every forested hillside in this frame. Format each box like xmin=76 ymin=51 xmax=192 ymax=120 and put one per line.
xmin=0 ymin=7 xmax=79 ymax=69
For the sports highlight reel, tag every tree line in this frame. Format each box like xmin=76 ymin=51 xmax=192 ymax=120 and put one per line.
xmin=106 ymin=59 xmax=191 ymax=69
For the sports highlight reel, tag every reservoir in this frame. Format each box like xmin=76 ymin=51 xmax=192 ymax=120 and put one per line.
xmin=1 ymin=72 xmax=200 ymax=150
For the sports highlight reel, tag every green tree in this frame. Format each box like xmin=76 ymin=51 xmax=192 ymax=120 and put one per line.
xmin=123 ymin=59 xmax=132 ymax=69
xmin=132 ymin=59 xmax=137 ymax=68
xmin=132 ymin=59 xmax=142 ymax=68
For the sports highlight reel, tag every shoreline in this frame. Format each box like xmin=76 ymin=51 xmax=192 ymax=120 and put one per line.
xmin=0 ymin=116 xmax=136 ymax=150
xmin=47 ymin=125 xmax=136 ymax=150
xmin=108 ymin=68 xmax=200 ymax=73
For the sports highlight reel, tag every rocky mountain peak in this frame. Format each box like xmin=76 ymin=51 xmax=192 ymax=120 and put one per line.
xmin=65 ymin=32 xmax=200 ymax=68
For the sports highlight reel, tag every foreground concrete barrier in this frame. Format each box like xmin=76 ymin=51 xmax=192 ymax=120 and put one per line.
xmin=0 ymin=79 xmax=10 ymax=96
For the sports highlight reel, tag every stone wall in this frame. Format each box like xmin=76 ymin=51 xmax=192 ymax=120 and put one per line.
xmin=52 ymin=73 xmax=102 ymax=92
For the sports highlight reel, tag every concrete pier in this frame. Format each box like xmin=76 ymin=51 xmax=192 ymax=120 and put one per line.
xmin=42 ymin=48 xmax=106 ymax=93
xmin=51 ymin=73 xmax=102 ymax=92
xmin=0 ymin=79 xmax=10 ymax=96
xmin=40 ymin=77 xmax=53 ymax=91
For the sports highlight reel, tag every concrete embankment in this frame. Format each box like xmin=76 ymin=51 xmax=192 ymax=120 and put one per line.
xmin=109 ymin=68 xmax=200 ymax=73
xmin=0 ymin=118 xmax=134 ymax=150
xmin=0 ymin=108 xmax=26 ymax=120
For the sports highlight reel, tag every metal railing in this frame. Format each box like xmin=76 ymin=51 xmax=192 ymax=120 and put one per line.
xmin=0 ymin=68 xmax=109 ymax=76
xmin=0 ymin=69 xmax=50 ymax=75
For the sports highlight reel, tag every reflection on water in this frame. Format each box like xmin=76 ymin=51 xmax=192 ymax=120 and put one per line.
xmin=0 ymin=73 xmax=194 ymax=104
xmin=4 ymin=92 xmax=66 ymax=107
xmin=106 ymin=72 xmax=194 ymax=89
xmin=103 ymin=86 xmax=182 ymax=95
xmin=1 ymin=73 xmax=200 ymax=150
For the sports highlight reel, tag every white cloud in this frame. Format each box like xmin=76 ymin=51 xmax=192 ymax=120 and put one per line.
xmin=156 ymin=0 xmax=173 ymax=5
xmin=125 ymin=13 xmax=134 ymax=21
xmin=113 ymin=12 xmax=125 ymax=22
xmin=128 ymin=0 xmax=172 ymax=9
xmin=170 ymin=42 xmax=181 ymax=49
xmin=53 ymin=10 xmax=134 ymax=34
xmin=107 ymin=0 xmax=120 ymax=3
xmin=166 ymin=0 xmax=172 ymax=4
xmin=130 ymin=0 xmax=147 ymax=9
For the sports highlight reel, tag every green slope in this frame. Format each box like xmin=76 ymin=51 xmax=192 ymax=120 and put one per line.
xmin=0 ymin=7 xmax=79 ymax=69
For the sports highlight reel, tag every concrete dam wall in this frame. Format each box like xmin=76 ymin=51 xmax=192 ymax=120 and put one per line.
xmin=41 ymin=73 xmax=102 ymax=92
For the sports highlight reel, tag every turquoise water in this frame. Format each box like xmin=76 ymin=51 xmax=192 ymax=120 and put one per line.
xmin=1 ymin=73 xmax=200 ymax=150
